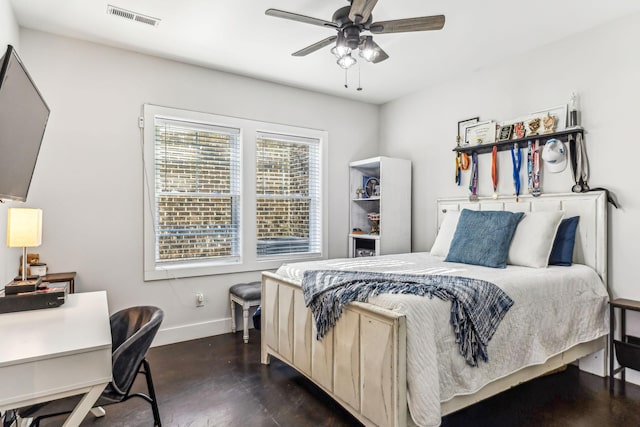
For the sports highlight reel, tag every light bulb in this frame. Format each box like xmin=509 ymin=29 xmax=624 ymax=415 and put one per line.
xmin=335 ymin=31 xmax=351 ymax=58
xmin=331 ymin=46 xmax=349 ymax=59
xmin=360 ymin=48 xmax=377 ymax=62
xmin=337 ymin=53 xmax=357 ymax=69
xmin=335 ymin=44 xmax=350 ymax=58
xmin=359 ymin=36 xmax=378 ymax=62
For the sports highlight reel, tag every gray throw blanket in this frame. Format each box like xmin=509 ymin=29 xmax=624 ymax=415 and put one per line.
xmin=302 ymin=270 xmax=513 ymax=367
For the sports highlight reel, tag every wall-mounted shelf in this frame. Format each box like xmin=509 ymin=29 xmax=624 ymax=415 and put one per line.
xmin=352 ymin=196 xmax=381 ymax=202
xmin=349 ymin=233 xmax=380 ymax=240
xmin=453 ymin=127 xmax=584 ymax=155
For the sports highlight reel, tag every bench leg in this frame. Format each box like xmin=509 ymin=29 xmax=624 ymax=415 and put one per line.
xmin=91 ymin=407 xmax=106 ymax=418
xmin=230 ymin=298 xmax=236 ymax=334
xmin=243 ymin=302 xmax=250 ymax=343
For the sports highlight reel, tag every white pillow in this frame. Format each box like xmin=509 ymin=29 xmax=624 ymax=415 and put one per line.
xmin=430 ymin=210 xmax=460 ymax=257
xmin=508 ymin=211 xmax=564 ymax=268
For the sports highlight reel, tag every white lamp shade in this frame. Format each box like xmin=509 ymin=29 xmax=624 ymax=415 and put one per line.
xmin=7 ymin=208 xmax=42 ymax=248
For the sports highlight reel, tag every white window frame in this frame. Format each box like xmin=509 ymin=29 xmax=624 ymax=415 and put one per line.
xmin=142 ymin=104 xmax=328 ymax=280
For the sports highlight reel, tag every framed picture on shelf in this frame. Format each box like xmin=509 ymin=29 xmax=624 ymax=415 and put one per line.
xmin=512 ymin=122 xmax=526 ymax=139
xmin=497 ymin=124 xmax=513 ymax=141
xmin=531 ymin=104 xmax=568 ymax=133
xmin=362 ymin=176 xmax=380 ymax=198
xmin=457 ymin=117 xmax=479 ymax=146
xmin=465 ymin=120 xmax=497 ymax=145
xmin=497 ymin=116 xmax=529 ymax=140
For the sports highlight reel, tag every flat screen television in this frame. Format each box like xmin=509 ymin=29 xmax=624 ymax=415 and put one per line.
xmin=0 ymin=44 xmax=50 ymax=202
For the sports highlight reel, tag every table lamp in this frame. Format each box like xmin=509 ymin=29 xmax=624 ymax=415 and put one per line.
xmin=7 ymin=208 xmax=42 ymax=285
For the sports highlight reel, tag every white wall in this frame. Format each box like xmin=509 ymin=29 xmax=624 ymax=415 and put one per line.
xmin=13 ymin=29 xmax=379 ymax=345
xmin=379 ymin=13 xmax=640 ymax=379
xmin=0 ymin=0 xmax=18 ymax=49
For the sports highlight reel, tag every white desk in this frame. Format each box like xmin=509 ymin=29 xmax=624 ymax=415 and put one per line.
xmin=0 ymin=291 xmax=112 ymax=427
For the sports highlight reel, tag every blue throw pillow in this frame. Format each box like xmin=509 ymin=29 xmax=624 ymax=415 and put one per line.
xmin=445 ymin=209 xmax=524 ymax=268
xmin=548 ymin=216 xmax=579 ymax=266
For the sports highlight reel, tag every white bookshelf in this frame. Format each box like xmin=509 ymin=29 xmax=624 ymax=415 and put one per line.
xmin=348 ymin=156 xmax=411 ymax=257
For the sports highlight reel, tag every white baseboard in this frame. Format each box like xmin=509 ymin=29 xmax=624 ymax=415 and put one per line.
xmin=580 ymin=347 xmax=640 ymax=387
xmin=579 ymin=348 xmax=606 ymax=377
xmin=151 ymin=317 xmax=244 ymax=347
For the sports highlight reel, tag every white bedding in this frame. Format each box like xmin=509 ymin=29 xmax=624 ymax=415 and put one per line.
xmin=275 ymin=252 xmax=609 ymax=427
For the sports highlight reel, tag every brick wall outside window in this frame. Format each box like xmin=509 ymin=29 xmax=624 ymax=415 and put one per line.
xmin=256 ymin=137 xmax=318 ymax=256
xmin=157 ymin=195 xmax=234 ymax=260
xmin=155 ymin=125 xmax=239 ymax=262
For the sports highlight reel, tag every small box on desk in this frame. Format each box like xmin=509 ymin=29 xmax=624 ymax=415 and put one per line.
xmin=4 ymin=277 xmax=42 ymax=295
xmin=0 ymin=285 xmax=67 ymax=314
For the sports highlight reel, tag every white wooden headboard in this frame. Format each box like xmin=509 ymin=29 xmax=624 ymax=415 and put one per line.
xmin=436 ymin=191 xmax=608 ymax=288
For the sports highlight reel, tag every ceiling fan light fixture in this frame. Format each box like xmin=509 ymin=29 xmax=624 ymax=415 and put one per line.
xmin=359 ymin=36 xmax=378 ymax=62
xmin=337 ymin=53 xmax=357 ymax=69
xmin=331 ymin=45 xmax=350 ymax=59
xmin=335 ymin=31 xmax=351 ymax=58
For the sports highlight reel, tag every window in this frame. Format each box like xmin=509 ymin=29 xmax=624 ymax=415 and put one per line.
xmin=154 ymin=118 xmax=241 ymax=263
xmin=143 ymin=105 xmax=327 ymax=280
xmin=256 ymin=132 xmax=321 ymax=258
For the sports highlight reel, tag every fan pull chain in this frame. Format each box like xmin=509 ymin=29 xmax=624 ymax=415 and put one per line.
xmin=344 ymin=68 xmax=348 ymax=88
xmin=357 ymin=62 xmax=362 ymax=91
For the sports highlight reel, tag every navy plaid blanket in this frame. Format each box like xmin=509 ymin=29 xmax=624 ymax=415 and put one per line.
xmin=302 ymin=270 xmax=513 ymax=367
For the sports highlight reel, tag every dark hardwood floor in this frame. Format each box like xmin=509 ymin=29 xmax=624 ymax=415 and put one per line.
xmin=39 ymin=330 xmax=640 ymax=426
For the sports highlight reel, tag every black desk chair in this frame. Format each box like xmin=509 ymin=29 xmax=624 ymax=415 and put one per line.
xmin=18 ymin=306 xmax=164 ymax=426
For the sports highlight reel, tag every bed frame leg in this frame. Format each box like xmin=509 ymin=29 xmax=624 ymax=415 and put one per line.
xmin=261 ymin=351 xmax=271 ymax=365
xmin=261 ymin=277 xmax=270 ymax=365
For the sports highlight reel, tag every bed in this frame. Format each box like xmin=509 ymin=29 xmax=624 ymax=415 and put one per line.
xmin=260 ymin=191 xmax=609 ymax=427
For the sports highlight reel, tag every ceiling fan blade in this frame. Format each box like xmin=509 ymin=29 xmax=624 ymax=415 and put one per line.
xmin=370 ymin=15 xmax=445 ymax=34
xmin=349 ymin=0 xmax=378 ymax=23
xmin=292 ymin=36 xmax=338 ymax=57
xmin=265 ymin=9 xmax=337 ymax=29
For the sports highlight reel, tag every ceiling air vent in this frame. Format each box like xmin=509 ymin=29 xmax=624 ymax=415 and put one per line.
xmin=107 ymin=5 xmax=161 ymax=27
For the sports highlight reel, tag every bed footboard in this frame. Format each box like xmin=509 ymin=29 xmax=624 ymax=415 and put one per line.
xmin=261 ymin=272 xmax=408 ymax=427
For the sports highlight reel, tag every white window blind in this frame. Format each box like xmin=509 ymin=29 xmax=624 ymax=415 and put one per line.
xmin=154 ymin=117 xmax=241 ymax=264
xmin=256 ymin=132 xmax=321 ymax=258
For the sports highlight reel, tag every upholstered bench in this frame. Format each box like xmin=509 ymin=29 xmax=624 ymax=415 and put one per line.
xmin=229 ymin=281 xmax=261 ymax=343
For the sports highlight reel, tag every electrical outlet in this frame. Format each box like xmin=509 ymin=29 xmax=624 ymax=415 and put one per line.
xmin=195 ymin=292 xmax=204 ymax=307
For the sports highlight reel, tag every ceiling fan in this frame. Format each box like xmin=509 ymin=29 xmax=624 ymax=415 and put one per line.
xmin=265 ymin=0 xmax=445 ymax=69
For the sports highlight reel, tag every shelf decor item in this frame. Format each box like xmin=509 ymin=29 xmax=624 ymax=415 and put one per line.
xmin=367 ymin=212 xmax=380 ymax=234
xmin=568 ymin=92 xmax=580 ymax=127
xmin=465 ymin=120 xmax=496 ymax=145
xmin=526 ymin=117 xmax=541 ymax=136
xmin=531 ymin=104 xmax=568 ymax=131
xmin=457 ymin=117 xmax=479 ymax=146
xmin=363 ymin=176 xmax=380 ymax=198
xmin=513 ymin=122 xmax=526 ymax=139
xmin=542 ymin=114 xmax=557 ymax=134
xmin=497 ymin=124 xmax=513 ymax=141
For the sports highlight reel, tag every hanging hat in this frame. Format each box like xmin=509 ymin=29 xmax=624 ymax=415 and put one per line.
xmin=542 ymin=139 xmax=567 ymax=173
